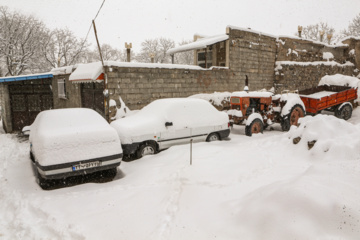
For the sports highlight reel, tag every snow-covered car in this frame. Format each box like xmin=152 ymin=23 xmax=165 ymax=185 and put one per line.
xmin=28 ymin=108 xmax=123 ymax=189
xmin=110 ymin=98 xmax=230 ymax=159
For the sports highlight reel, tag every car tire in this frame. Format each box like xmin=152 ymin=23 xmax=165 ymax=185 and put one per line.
xmin=245 ymin=118 xmax=263 ymax=137
xmin=206 ymin=132 xmax=220 ymax=142
xmin=136 ymin=142 xmax=157 ymax=159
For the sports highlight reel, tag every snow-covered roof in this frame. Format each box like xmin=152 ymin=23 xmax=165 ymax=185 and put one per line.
xmin=167 ymin=34 xmax=229 ymax=55
xmin=51 ymin=65 xmax=76 ymax=75
xmin=0 ymin=72 xmax=53 ymax=83
xmin=68 ymin=61 xmax=205 ymax=82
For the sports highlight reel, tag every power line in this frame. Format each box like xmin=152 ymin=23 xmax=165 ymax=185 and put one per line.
xmin=77 ymin=0 xmax=106 ymax=56
xmin=94 ymin=0 xmax=106 ymax=21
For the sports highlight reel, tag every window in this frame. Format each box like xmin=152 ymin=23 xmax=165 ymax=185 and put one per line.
xmin=197 ymin=51 xmax=212 ymax=68
xmin=57 ymin=78 xmax=66 ymax=99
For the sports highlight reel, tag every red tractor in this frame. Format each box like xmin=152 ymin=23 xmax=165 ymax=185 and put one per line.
xmin=228 ymin=91 xmax=305 ymax=136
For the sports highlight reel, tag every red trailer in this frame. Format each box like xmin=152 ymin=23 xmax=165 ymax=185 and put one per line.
xmin=299 ymin=85 xmax=357 ymax=120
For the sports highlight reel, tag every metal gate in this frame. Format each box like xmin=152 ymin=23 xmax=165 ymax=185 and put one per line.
xmin=81 ymin=82 xmax=105 ymax=117
xmin=9 ymin=79 xmax=53 ymax=131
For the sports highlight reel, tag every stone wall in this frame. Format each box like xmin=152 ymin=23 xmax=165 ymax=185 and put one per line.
xmin=274 ymin=36 xmax=359 ymax=92
xmin=227 ymin=27 xmax=277 ymax=91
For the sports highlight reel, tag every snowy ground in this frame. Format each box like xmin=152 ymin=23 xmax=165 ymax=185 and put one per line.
xmin=1 ymin=110 xmax=360 ymax=240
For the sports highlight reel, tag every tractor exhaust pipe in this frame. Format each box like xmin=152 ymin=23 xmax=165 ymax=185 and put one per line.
xmin=244 ymin=75 xmax=249 ymax=92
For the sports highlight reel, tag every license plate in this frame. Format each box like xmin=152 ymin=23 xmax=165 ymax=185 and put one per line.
xmin=72 ymin=161 xmax=101 ymax=171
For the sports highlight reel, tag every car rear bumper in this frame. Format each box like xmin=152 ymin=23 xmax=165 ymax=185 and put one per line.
xmin=35 ymin=153 xmax=122 ymax=179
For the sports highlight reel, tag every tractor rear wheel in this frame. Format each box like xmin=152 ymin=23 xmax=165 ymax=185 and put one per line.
xmin=281 ymin=104 xmax=305 ymax=131
xmin=245 ymin=118 xmax=264 ymax=137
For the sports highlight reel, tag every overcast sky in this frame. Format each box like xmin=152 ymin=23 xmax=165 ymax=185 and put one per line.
xmin=1 ymin=0 xmax=360 ymax=52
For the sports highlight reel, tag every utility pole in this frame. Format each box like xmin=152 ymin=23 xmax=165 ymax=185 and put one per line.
xmin=92 ymin=20 xmax=109 ymax=122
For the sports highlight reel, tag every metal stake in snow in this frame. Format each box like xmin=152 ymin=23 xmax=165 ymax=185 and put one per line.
xmin=190 ymin=128 xmax=193 ymax=165
xmin=190 ymin=139 xmax=193 ymax=165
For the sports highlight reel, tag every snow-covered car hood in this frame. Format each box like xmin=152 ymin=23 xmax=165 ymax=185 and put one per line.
xmin=30 ymin=108 xmax=122 ymax=166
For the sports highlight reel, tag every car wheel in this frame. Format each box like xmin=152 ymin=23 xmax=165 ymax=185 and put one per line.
xmin=136 ymin=142 xmax=156 ymax=159
xmin=206 ymin=132 xmax=220 ymax=142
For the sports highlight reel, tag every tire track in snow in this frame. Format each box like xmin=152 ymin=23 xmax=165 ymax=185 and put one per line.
xmin=153 ymin=165 xmax=186 ymax=240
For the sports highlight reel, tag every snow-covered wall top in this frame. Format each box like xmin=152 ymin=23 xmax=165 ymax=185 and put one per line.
xmin=227 ymin=25 xmax=277 ymax=39
xmin=167 ymin=34 xmax=229 ymax=55
xmin=67 ymin=61 xmax=206 ymax=82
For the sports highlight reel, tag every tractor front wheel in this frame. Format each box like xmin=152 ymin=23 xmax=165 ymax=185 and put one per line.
xmin=245 ymin=118 xmax=264 ymax=137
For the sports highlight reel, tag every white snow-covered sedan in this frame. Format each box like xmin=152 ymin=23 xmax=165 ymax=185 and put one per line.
xmin=111 ymin=98 xmax=230 ymax=159
xmin=28 ymin=108 xmax=123 ymax=189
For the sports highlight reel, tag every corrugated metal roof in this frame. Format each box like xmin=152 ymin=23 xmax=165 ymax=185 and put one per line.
xmin=167 ymin=34 xmax=229 ymax=55
xmin=0 ymin=73 xmax=53 ymax=83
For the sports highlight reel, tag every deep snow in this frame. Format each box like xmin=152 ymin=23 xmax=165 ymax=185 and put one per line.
xmin=1 ymin=109 xmax=360 ymax=239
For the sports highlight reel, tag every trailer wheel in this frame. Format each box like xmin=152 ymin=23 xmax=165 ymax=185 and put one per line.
xmin=245 ymin=118 xmax=263 ymax=137
xmin=281 ymin=104 xmax=305 ymax=131
xmin=335 ymin=103 xmax=352 ymax=120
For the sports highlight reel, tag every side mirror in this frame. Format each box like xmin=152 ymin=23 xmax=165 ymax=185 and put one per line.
xmin=165 ymin=122 xmax=173 ymax=127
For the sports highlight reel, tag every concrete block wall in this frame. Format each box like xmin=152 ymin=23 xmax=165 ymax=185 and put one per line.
xmin=106 ymin=66 xmax=239 ymax=110
xmin=227 ymin=27 xmax=277 ymax=91
xmin=52 ymin=75 xmax=82 ymax=109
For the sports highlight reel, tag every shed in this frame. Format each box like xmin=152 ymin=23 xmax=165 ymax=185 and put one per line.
xmin=0 ymin=73 xmax=53 ymax=132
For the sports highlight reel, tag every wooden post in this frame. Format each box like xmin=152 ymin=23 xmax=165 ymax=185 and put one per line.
xmin=92 ymin=20 xmax=109 ymax=122
xmin=171 ymin=54 xmax=174 ymax=64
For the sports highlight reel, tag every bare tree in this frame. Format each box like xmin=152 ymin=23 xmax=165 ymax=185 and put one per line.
xmin=300 ymin=22 xmax=335 ymax=43
xmin=42 ymin=28 xmax=88 ymax=68
xmin=82 ymin=44 xmax=128 ymax=63
xmin=0 ymin=6 xmax=49 ymax=76
xmin=342 ymin=13 xmax=360 ymax=37
xmin=174 ymin=40 xmax=194 ymax=65
xmin=136 ymin=38 xmax=174 ymax=63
